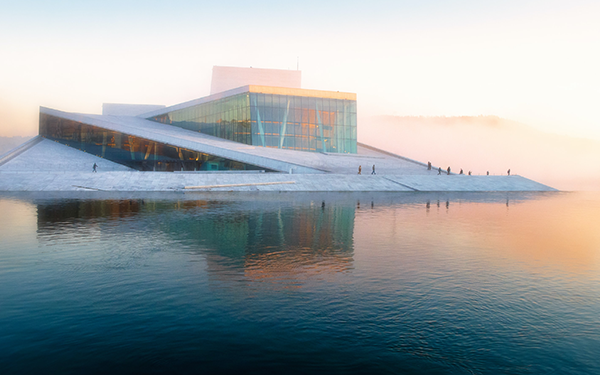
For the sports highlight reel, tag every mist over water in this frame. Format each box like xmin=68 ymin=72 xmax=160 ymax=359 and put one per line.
xmin=359 ymin=116 xmax=600 ymax=191
xmin=1 ymin=192 xmax=599 ymax=374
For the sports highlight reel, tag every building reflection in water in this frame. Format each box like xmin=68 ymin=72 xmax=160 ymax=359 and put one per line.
xmin=32 ymin=191 xmax=596 ymax=283
xmin=35 ymin=198 xmax=356 ymax=286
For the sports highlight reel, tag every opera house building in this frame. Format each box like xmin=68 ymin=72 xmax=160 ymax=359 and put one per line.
xmin=40 ymin=84 xmax=356 ymax=172
xmin=0 ymin=66 xmax=554 ymax=192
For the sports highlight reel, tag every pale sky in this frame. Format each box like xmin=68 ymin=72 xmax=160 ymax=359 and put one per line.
xmin=1 ymin=0 xmax=598 ymax=139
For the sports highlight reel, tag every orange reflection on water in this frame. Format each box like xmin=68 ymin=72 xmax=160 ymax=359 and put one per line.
xmin=484 ymin=193 xmax=600 ymax=272
xmin=243 ymin=249 xmax=353 ymax=289
xmin=354 ymin=193 xmax=600 ymax=274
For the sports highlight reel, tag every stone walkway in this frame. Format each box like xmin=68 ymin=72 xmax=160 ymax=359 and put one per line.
xmin=0 ymin=171 xmax=556 ymax=192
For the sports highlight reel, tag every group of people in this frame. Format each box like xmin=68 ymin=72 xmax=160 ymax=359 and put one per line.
xmin=432 ymin=162 xmax=511 ymax=176
xmin=95 ymin=159 xmax=511 ymax=177
xmin=359 ymin=162 xmax=511 ymax=176
xmin=357 ymin=165 xmax=376 ymax=175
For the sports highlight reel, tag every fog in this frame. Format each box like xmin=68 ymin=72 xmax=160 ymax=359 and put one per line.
xmin=1 ymin=1 xmax=598 ymax=190
xmin=359 ymin=115 xmax=600 ymax=191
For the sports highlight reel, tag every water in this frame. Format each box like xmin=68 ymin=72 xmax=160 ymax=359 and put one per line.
xmin=1 ymin=191 xmax=599 ymax=374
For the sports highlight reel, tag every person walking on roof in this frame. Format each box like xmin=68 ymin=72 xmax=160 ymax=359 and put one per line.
xmin=358 ymin=165 xmax=362 ymax=175
xmin=371 ymin=165 xmax=376 ymax=175
xmin=93 ymin=163 xmax=97 ymax=173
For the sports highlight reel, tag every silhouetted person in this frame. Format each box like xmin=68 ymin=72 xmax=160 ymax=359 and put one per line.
xmin=427 ymin=162 xmax=432 ymax=170
xmin=460 ymin=169 xmax=463 ymax=175
xmin=371 ymin=165 xmax=376 ymax=175
xmin=468 ymin=171 xmax=472 ymax=176
xmin=358 ymin=165 xmax=362 ymax=175
xmin=447 ymin=167 xmax=451 ymax=175
xmin=93 ymin=163 xmax=97 ymax=173
xmin=438 ymin=167 xmax=442 ymax=175
xmin=487 ymin=171 xmax=489 ymax=175
xmin=507 ymin=169 xmax=511 ymax=176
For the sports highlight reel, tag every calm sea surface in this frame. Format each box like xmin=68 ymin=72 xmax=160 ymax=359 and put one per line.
xmin=1 ymin=191 xmax=599 ymax=374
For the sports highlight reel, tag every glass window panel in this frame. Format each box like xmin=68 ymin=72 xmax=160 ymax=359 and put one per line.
xmin=278 ymin=96 xmax=288 ymax=109
xmin=226 ymin=97 xmax=236 ymax=112
xmin=264 ymin=123 xmax=273 ymax=135
xmin=263 ymin=106 xmax=273 ymax=122
xmin=251 ymin=121 xmax=259 ymax=139
xmin=321 ymin=98 xmax=330 ymax=112
xmin=294 ymin=109 xmax=302 ymax=124
xmin=335 ymin=109 xmax=343 ymax=126
xmin=345 ymin=126 xmax=352 ymax=139
xmin=350 ymin=101 xmax=357 ymax=113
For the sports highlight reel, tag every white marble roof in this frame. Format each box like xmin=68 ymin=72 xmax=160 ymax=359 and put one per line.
xmin=39 ymin=107 xmax=434 ymax=176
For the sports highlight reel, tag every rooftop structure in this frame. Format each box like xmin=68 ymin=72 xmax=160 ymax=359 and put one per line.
xmin=210 ymin=66 xmax=301 ymax=95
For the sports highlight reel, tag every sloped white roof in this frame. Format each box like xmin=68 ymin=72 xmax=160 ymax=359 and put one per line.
xmin=39 ymin=107 xmax=433 ymax=175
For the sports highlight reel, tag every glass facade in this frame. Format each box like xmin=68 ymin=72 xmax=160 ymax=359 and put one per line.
xmin=148 ymin=90 xmax=357 ymax=154
xmin=39 ymin=113 xmax=273 ymax=172
xmin=150 ymin=93 xmax=252 ymax=145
